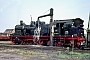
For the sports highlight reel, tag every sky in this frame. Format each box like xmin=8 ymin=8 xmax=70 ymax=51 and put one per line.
xmin=0 ymin=0 xmax=90 ymax=33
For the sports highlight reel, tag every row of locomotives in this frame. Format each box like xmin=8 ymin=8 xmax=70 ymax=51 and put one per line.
xmin=53 ymin=18 xmax=86 ymax=49
xmin=10 ymin=18 xmax=86 ymax=48
xmin=9 ymin=8 xmax=86 ymax=49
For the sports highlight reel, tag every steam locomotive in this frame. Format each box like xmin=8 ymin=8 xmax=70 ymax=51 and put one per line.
xmin=14 ymin=20 xmax=50 ymax=36
xmin=10 ymin=18 xmax=85 ymax=48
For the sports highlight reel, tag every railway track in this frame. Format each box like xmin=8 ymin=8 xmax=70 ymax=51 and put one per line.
xmin=0 ymin=41 xmax=90 ymax=53
xmin=0 ymin=44 xmax=66 ymax=50
xmin=0 ymin=44 xmax=90 ymax=53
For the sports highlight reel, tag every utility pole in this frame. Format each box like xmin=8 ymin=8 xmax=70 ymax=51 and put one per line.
xmin=30 ymin=15 xmax=32 ymax=22
xmin=50 ymin=8 xmax=53 ymax=46
xmin=30 ymin=15 xmax=32 ymax=25
xmin=87 ymin=13 xmax=90 ymax=46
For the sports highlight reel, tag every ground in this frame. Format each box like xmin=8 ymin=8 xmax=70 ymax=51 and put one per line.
xmin=0 ymin=41 xmax=90 ymax=60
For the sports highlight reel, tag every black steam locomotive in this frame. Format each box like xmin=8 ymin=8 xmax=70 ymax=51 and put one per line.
xmin=54 ymin=18 xmax=84 ymax=37
xmin=14 ymin=20 xmax=50 ymax=36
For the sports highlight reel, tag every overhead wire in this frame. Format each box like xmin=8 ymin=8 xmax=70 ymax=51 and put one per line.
xmin=43 ymin=9 xmax=50 ymax=14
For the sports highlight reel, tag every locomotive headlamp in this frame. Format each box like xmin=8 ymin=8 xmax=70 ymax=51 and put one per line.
xmin=65 ymin=31 xmax=68 ymax=35
xmin=53 ymin=25 xmax=56 ymax=27
xmin=71 ymin=24 xmax=75 ymax=27
xmin=22 ymin=26 xmax=24 ymax=29
xmin=80 ymin=41 xmax=85 ymax=45
xmin=71 ymin=24 xmax=73 ymax=27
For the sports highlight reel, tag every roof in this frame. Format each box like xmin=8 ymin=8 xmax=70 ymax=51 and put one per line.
xmin=4 ymin=29 xmax=14 ymax=33
xmin=54 ymin=18 xmax=84 ymax=24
